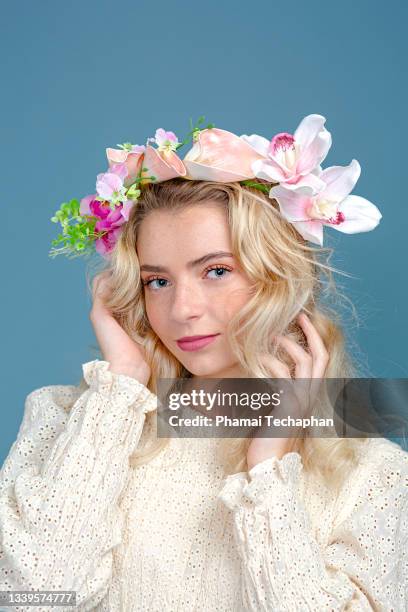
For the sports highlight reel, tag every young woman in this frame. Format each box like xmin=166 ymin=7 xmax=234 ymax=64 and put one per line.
xmin=1 ymin=116 xmax=407 ymax=611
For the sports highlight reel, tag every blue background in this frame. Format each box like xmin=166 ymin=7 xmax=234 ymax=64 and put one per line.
xmin=1 ymin=0 xmax=407 ymax=462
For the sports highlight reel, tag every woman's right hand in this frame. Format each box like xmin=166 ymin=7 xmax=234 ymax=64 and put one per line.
xmin=89 ymin=271 xmax=151 ymax=386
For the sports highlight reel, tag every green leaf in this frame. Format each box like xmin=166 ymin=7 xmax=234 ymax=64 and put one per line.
xmin=240 ymin=180 xmax=270 ymax=194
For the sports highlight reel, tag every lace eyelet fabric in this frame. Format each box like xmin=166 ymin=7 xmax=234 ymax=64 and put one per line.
xmin=0 ymin=360 xmax=407 ymax=611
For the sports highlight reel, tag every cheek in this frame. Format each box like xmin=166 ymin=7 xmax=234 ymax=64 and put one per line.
xmin=144 ymin=297 xmax=165 ymax=333
xmin=223 ymin=285 xmax=253 ymax=318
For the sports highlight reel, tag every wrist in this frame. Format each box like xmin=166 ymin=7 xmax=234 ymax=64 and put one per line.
xmin=108 ymin=362 xmax=150 ymax=386
xmin=247 ymin=453 xmax=284 ymax=472
xmin=247 ymin=442 xmax=292 ymax=471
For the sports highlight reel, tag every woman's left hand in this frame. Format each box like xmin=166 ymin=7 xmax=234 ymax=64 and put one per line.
xmin=246 ymin=312 xmax=329 ymax=471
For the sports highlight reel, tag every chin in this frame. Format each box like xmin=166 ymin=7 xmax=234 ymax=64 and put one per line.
xmin=178 ymin=357 xmax=217 ymax=377
xmin=185 ymin=364 xmax=218 ymax=378
xmin=184 ymin=357 xmax=234 ymax=379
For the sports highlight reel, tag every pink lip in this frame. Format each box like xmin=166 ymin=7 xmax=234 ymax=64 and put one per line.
xmin=176 ymin=334 xmax=220 ymax=352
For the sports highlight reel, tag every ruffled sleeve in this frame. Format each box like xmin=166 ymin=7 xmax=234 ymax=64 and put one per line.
xmin=0 ymin=360 xmax=157 ymax=612
xmin=218 ymin=449 xmax=408 ymax=611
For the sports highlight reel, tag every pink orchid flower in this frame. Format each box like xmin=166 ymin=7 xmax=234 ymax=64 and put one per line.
xmin=241 ymin=114 xmax=332 ymax=192
xmin=79 ymin=194 xmax=135 ymax=258
xmin=96 ymin=162 xmax=128 ymax=205
xmin=269 ymin=159 xmax=382 ymax=245
xmin=106 ymin=144 xmax=145 ymax=187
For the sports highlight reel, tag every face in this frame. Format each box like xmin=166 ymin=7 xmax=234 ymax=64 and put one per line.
xmin=137 ymin=203 xmax=254 ymax=378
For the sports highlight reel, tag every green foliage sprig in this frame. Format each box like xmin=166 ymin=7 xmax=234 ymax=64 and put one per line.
xmin=176 ymin=116 xmax=215 ymax=150
xmin=49 ymin=199 xmax=103 ymax=259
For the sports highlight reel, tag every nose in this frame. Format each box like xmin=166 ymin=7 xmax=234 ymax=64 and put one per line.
xmin=169 ymin=281 xmax=205 ymax=322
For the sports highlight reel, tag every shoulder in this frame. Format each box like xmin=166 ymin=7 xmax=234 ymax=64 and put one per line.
xmin=357 ymin=437 xmax=408 ymax=486
xmin=362 ymin=437 xmax=408 ymax=492
xmin=333 ymin=437 xmax=408 ymax=528
xmin=0 ymin=383 xmax=87 ymax=490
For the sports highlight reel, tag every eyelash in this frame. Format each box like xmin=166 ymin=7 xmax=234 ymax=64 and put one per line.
xmin=142 ymin=265 xmax=233 ymax=291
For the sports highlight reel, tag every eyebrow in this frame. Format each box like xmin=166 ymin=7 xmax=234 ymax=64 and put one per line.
xmin=140 ymin=251 xmax=234 ymax=273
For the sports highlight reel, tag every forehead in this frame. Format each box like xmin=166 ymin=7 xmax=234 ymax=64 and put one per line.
xmin=137 ymin=205 xmax=231 ymax=261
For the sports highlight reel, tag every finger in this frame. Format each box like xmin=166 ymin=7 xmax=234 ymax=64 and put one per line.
xmin=275 ymin=335 xmax=313 ymax=379
xmin=297 ymin=313 xmax=329 ymax=407
xmin=273 ymin=335 xmax=317 ymax=419
xmin=259 ymin=354 xmax=299 ymax=413
xmin=93 ymin=272 xmax=112 ymax=302
xmin=296 ymin=316 xmax=325 ymax=412
xmin=259 ymin=354 xmax=291 ymax=379
xmin=92 ymin=273 xmax=105 ymax=298
xmin=297 ymin=313 xmax=329 ymax=378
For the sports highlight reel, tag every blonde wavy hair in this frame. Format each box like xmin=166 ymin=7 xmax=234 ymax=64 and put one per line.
xmin=84 ymin=177 xmax=371 ymax=494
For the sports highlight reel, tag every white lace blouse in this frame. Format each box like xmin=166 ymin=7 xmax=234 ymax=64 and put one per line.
xmin=0 ymin=360 xmax=407 ymax=611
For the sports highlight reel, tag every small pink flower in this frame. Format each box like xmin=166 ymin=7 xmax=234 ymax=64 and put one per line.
xmin=269 ymin=160 xmax=382 ymax=245
xmin=135 ymin=128 xmax=185 ymax=185
xmin=241 ymin=114 xmax=331 ymax=192
xmin=147 ymin=128 xmax=180 ymax=152
xmin=128 ymin=144 xmax=146 ymax=153
xmin=96 ymin=163 xmax=128 ymax=204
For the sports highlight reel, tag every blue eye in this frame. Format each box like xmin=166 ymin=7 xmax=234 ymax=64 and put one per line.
xmin=143 ymin=278 xmax=169 ymax=290
xmin=206 ymin=266 xmax=231 ymax=279
xmin=142 ymin=265 xmax=232 ymax=291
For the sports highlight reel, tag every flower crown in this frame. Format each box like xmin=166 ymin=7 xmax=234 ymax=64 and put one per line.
xmin=49 ymin=114 xmax=382 ymax=259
